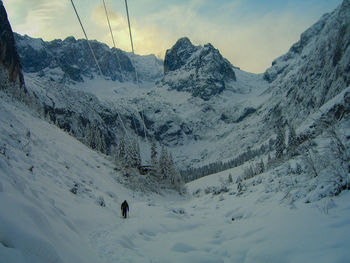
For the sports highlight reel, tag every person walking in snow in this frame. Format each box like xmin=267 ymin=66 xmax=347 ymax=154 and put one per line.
xmin=121 ymin=200 xmax=129 ymax=218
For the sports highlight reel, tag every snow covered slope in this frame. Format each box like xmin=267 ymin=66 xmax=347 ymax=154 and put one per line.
xmin=1 ymin=90 xmax=350 ymax=263
xmin=0 ymin=90 xmax=132 ymax=262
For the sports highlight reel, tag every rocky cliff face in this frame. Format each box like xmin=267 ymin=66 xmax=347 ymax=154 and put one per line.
xmin=162 ymin=37 xmax=237 ymax=101
xmin=14 ymin=34 xmax=163 ymax=84
xmin=263 ymin=0 xmax=350 ymax=124
xmin=0 ymin=1 xmax=24 ymax=87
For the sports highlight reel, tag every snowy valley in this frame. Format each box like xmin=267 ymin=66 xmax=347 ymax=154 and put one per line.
xmin=1 ymin=89 xmax=350 ymax=262
xmin=1 ymin=0 xmax=350 ymax=262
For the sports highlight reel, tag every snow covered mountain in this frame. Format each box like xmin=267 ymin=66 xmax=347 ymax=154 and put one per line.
xmin=1 ymin=0 xmax=348 ymax=177
xmin=263 ymin=0 xmax=350 ymax=125
xmin=162 ymin=37 xmax=237 ymax=101
xmin=3 ymin=1 xmax=350 ymax=171
xmin=10 ymin=0 xmax=350 ymax=172
xmin=14 ymin=33 xmax=163 ymax=84
xmin=1 ymin=1 xmax=350 ymax=262
xmin=13 ymin=33 xmax=268 ymax=168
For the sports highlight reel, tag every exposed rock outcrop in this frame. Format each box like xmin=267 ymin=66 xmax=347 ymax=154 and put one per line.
xmin=0 ymin=1 xmax=24 ymax=87
xmin=14 ymin=34 xmax=163 ymax=84
xmin=162 ymin=37 xmax=237 ymax=101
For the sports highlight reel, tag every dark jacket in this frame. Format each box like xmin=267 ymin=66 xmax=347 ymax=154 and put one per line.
xmin=121 ymin=200 xmax=129 ymax=211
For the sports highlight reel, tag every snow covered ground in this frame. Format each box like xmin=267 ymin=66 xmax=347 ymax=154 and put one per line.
xmin=1 ymin=90 xmax=350 ymax=263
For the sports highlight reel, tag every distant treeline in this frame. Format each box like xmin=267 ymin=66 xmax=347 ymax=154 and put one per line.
xmin=180 ymin=142 xmax=272 ymax=183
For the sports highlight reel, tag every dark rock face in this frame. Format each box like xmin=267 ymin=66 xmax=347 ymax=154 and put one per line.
xmin=39 ymin=87 xmax=123 ymax=155
xmin=14 ymin=34 xmax=137 ymax=83
xmin=0 ymin=2 xmax=24 ymax=86
xmin=164 ymin=37 xmax=199 ymax=73
xmin=162 ymin=37 xmax=236 ymax=101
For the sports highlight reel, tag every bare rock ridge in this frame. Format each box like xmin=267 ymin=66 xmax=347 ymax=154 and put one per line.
xmin=14 ymin=34 xmax=163 ymax=84
xmin=0 ymin=1 xmax=24 ymax=87
xmin=14 ymin=34 xmax=136 ymax=83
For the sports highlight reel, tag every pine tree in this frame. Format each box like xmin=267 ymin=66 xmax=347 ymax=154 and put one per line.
xmin=117 ymin=134 xmax=126 ymax=166
xmin=275 ymin=123 xmax=286 ymax=159
xmin=168 ymin=152 xmax=184 ymax=192
xmin=260 ymin=158 xmax=265 ymax=173
xmin=121 ymin=138 xmax=141 ymax=168
xmin=150 ymin=140 xmax=158 ymax=176
xmin=168 ymin=153 xmax=176 ymax=185
xmin=255 ymin=159 xmax=265 ymax=174
xmin=287 ymin=123 xmax=298 ymax=156
xmin=243 ymin=165 xmax=255 ymax=180
xmin=259 ymin=158 xmax=265 ymax=174
xmin=124 ymin=139 xmax=133 ymax=168
xmin=110 ymin=144 xmax=118 ymax=164
xmin=228 ymin=173 xmax=233 ymax=183
xmin=267 ymin=152 xmax=272 ymax=168
xmin=131 ymin=139 xmax=141 ymax=168
xmin=159 ymin=145 xmax=169 ymax=179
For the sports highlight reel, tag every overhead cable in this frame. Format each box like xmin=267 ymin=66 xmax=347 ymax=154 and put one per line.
xmin=124 ymin=0 xmax=147 ymax=141
xmin=70 ymin=0 xmax=104 ymax=77
xmin=102 ymin=0 xmax=123 ymax=75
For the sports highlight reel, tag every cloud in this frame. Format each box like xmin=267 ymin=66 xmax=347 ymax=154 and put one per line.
xmin=89 ymin=2 xmax=173 ymax=58
xmin=206 ymin=12 xmax=308 ymax=72
xmin=5 ymin=0 xmax=72 ymax=38
xmin=90 ymin=3 xmax=133 ymax=52
xmin=131 ymin=0 xmax=308 ymax=73
xmin=91 ymin=3 xmax=126 ymax=31
xmin=112 ymin=0 xmax=310 ymax=73
xmin=89 ymin=0 xmax=298 ymax=72
xmin=7 ymin=0 xmax=66 ymax=24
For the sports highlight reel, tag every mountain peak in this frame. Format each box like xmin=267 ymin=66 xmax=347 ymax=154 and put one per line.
xmin=64 ymin=36 xmax=77 ymax=43
xmin=162 ymin=37 xmax=236 ymax=100
xmin=164 ymin=37 xmax=199 ymax=73
xmin=174 ymin=37 xmax=193 ymax=48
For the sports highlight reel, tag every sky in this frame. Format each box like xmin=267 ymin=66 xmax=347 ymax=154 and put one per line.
xmin=3 ymin=0 xmax=343 ymax=73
